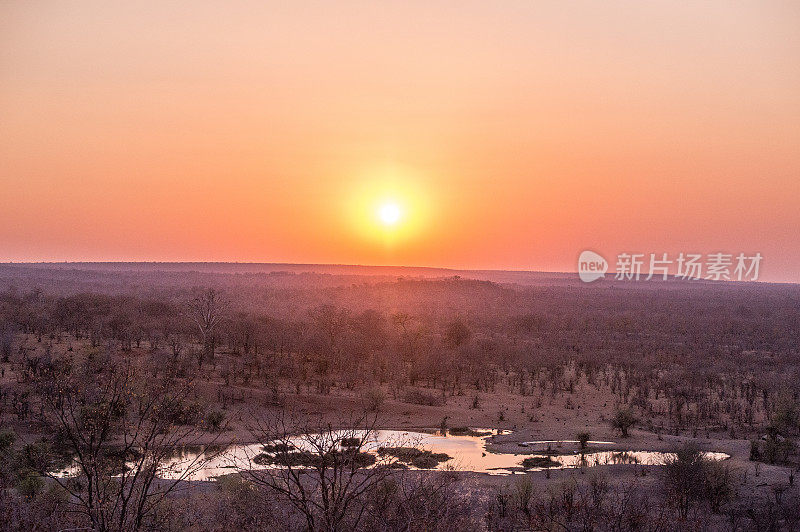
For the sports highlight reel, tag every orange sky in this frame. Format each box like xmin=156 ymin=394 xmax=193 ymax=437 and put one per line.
xmin=2 ymin=1 xmax=799 ymax=281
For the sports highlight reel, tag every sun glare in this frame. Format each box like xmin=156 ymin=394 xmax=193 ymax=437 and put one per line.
xmin=344 ymin=166 xmax=433 ymax=252
xmin=378 ymin=202 xmax=402 ymax=226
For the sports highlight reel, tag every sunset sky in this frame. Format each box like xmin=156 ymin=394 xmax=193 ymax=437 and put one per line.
xmin=2 ymin=1 xmax=799 ymax=281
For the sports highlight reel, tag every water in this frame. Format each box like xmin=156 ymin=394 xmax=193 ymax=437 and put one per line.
xmin=52 ymin=429 xmax=729 ymax=481
xmin=520 ymin=440 xmax=616 ymax=449
xmin=522 ymin=450 xmax=730 ymax=471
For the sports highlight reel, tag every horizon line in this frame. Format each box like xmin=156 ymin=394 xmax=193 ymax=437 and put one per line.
xmin=1 ymin=260 xmax=793 ymax=286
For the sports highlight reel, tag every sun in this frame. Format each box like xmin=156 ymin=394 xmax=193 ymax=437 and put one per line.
xmin=377 ymin=202 xmax=402 ymax=226
xmin=344 ymin=168 xmax=432 ymax=246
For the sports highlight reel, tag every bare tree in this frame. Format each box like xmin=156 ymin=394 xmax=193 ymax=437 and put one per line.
xmin=237 ymin=411 xmax=410 ymax=532
xmin=391 ymin=312 xmax=426 ymax=386
xmin=34 ymin=357 xmax=218 ymax=532
xmin=186 ymin=288 xmax=227 ymax=366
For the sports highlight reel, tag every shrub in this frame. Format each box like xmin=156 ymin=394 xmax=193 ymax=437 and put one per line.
xmin=514 ymin=475 xmax=534 ymax=518
xmin=161 ymin=398 xmax=203 ymax=426
xmin=763 ymin=437 xmax=795 ymax=464
xmin=377 ymin=447 xmax=452 ymax=469
xmin=703 ymin=460 xmax=735 ymax=513
xmin=346 ymin=450 xmax=377 ymax=468
xmin=402 ymin=389 xmax=444 ymax=407
xmin=522 ymin=456 xmax=560 ymax=468
xmin=253 ymin=453 xmax=273 ymax=465
xmin=749 ymin=440 xmax=760 ymax=461
xmin=662 ymin=445 xmax=734 ymax=518
xmin=18 ymin=441 xmax=55 ymax=472
xmin=363 ymin=386 xmax=387 ymax=412
xmin=205 ymin=410 xmax=225 ymax=432
xmin=411 ymin=454 xmax=440 ymax=469
xmin=0 ymin=429 xmax=15 ymax=454
xmin=610 ymin=408 xmax=637 ymax=437
xmin=216 ymin=473 xmax=254 ymax=496
xmin=264 ymin=449 xmax=377 ymax=469
xmin=449 ymin=427 xmax=491 ymax=437
xmin=262 ymin=442 xmax=292 ymax=453
xmin=16 ymin=472 xmax=44 ymax=498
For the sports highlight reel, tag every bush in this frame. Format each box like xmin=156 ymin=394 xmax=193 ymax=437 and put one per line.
xmin=205 ymin=410 xmax=225 ymax=432
xmin=161 ymin=398 xmax=203 ymax=426
xmin=0 ymin=429 xmax=15 ymax=454
xmin=402 ymin=389 xmax=444 ymax=407
xmin=610 ymin=408 xmax=637 ymax=437
xmin=751 ymin=436 xmax=795 ymax=464
xmin=662 ymin=446 xmax=705 ymax=517
xmin=411 ymin=454 xmax=440 ymax=469
xmin=377 ymin=447 xmax=452 ymax=469
xmin=253 ymin=453 xmax=273 ymax=465
xmin=449 ymin=427 xmax=491 ymax=437
xmin=363 ymin=386 xmax=386 ymax=412
xmin=362 ymin=473 xmax=479 ymax=531
xmin=763 ymin=437 xmax=795 ymax=464
xmin=703 ymin=460 xmax=735 ymax=513
xmin=345 ymin=450 xmax=377 ymax=468
xmin=217 ymin=473 xmax=254 ymax=496
xmin=749 ymin=440 xmax=760 ymax=461
xmin=18 ymin=441 xmax=55 ymax=472
xmin=16 ymin=472 xmax=44 ymax=498
xmin=522 ymin=456 xmax=560 ymax=469
xmin=262 ymin=449 xmax=377 ymax=469
xmin=662 ymin=445 xmax=734 ymax=518
xmin=262 ymin=442 xmax=292 ymax=453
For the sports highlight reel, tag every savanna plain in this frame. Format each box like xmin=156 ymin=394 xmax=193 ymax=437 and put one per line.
xmin=0 ymin=263 xmax=798 ymax=531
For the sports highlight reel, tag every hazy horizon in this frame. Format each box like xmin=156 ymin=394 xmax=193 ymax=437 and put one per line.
xmin=2 ymin=260 xmax=796 ymax=287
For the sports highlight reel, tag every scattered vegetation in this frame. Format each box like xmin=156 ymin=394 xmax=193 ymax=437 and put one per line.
xmin=0 ymin=266 xmax=799 ymax=530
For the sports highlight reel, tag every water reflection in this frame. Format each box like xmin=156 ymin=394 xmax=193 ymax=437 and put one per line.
xmin=53 ymin=429 xmax=729 ymax=480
